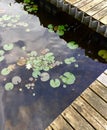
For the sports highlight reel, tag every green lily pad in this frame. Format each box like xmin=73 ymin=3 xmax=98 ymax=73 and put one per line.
xmin=64 ymin=57 xmax=76 ymax=64
xmin=0 ymin=56 xmax=4 ymax=62
xmin=58 ymin=25 xmax=66 ymax=31
xmin=67 ymin=41 xmax=79 ymax=49
xmin=3 ymin=43 xmax=14 ymax=51
xmin=1 ymin=68 xmax=11 ymax=76
xmin=60 ymin=72 xmax=76 ymax=85
xmin=50 ymin=79 xmax=61 ymax=88
xmin=48 ymin=29 xmax=54 ymax=32
xmin=30 ymin=51 xmax=37 ymax=56
xmin=48 ymin=24 xmax=54 ymax=29
xmin=98 ymin=50 xmax=107 ymax=60
xmin=56 ymin=30 xmax=64 ymax=36
xmin=32 ymin=70 xmax=41 ymax=78
xmin=4 ymin=82 xmax=14 ymax=91
xmin=0 ymin=50 xmax=5 ymax=55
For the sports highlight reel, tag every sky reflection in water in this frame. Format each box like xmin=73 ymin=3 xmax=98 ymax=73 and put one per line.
xmin=0 ymin=0 xmax=107 ymax=130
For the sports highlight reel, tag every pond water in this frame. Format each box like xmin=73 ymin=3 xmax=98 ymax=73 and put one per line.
xmin=0 ymin=0 xmax=107 ymax=130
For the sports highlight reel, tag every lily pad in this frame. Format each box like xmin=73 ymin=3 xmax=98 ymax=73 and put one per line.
xmin=48 ymin=24 xmax=54 ymax=29
xmin=64 ymin=57 xmax=76 ymax=64
xmin=12 ymin=76 xmax=22 ymax=85
xmin=3 ymin=43 xmax=14 ymax=51
xmin=60 ymin=72 xmax=76 ymax=85
xmin=40 ymin=72 xmax=50 ymax=82
xmin=0 ymin=50 xmax=5 ymax=55
xmin=50 ymin=79 xmax=61 ymax=88
xmin=32 ymin=70 xmax=41 ymax=78
xmin=56 ymin=30 xmax=64 ymax=36
xmin=4 ymin=82 xmax=14 ymax=91
xmin=0 ymin=56 xmax=4 ymax=62
xmin=98 ymin=50 xmax=107 ymax=60
xmin=67 ymin=41 xmax=79 ymax=49
xmin=1 ymin=68 xmax=11 ymax=76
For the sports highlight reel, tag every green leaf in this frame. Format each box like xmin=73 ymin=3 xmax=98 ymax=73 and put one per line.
xmin=0 ymin=56 xmax=4 ymax=62
xmin=67 ymin=41 xmax=79 ymax=49
xmin=50 ymin=79 xmax=61 ymax=88
xmin=48 ymin=24 xmax=54 ymax=29
xmin=58 ymin=25 xmax=65 ymax=31
xmin=98 ymin=50 xmax=107 ymax=60
xmin=56 ymin=30 xmax=64 ymax=36
xmin=64 ymin=57 xmax=76 ymax=64
xmin=32 ymin=70 xmax=40 ymax=78
xmin=1 ymin=68 xmax=11 ymax=76
xmin=3 ymin=43 xmax=14 ymax=51
xmin=60 ymin=72 xmax=76 ymax=85
xmin=12 ymin=76 xmax=22 ymax=85
xmin=40 ymin=72 xmax=50 ymax=82
xmin=4 ymin=82 xmax=14 ymax=91
xmin=0 ymin=50 xmax=5 ymax=55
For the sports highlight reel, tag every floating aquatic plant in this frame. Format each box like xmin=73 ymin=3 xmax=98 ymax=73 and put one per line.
xmin=0 ymin=50 xmax=5 ymax=55
xmin=50 ymin=79 xmax=61 ymax=88
xmin=67 ymin=41 xmax=79 ymax=49
xmin=32 ymin=70 xmax=41 ymax=78
xmin=98 ymin=50 xmax=107 ymax=61
xmin=60 ymin=72 xmax=76 ymax=85
xmin=4 ymin=82 xmax=14 ymax=91
xmin=12 ymin=76 xmax=22 ymax=85
xmin=1 ymin=68 xmax=11 ymax=76
xmin=47 ymin=24 xmax=68 ymax=36
xmin=0 ymin=56 xmax=4 ymax=62
xmin=3 ymin=43 xmax=14 ymax=51
xmin=40 ymin=72 xmax=50 ymax=82
xmin=64 ymin=57 xmax=76 ymax=64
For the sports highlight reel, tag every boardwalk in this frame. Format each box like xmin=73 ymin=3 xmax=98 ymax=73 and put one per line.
xmin=65 ymin=0 xmax=107 ymax=25
xmin=46 ymin=69 xmax=107 ymax=130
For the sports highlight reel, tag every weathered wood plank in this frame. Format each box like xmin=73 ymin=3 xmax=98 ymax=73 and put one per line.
xmin=65 ymin=0 xmax=81 ymax=5
xmin=93 ymin=7 xmax=107 ymax=20
xmin=74 ymin=0 xmax=93 ymax=8
xmin=104 ymin=69 xmax=107 ymax=75
xmin=50 ymin=115 xmax=73 ymax=130
xmin=89 ymin=80 xmax=107 ymax=102
xmin=62 ymin=106 xmax=95 ymax=130
xmin=86 ymin=1 xmax=107 ymax=16
xmin=72 ymin=96 xmax=107 ymax=130
xmin=80 ymin=0 xmax=104 ymax=12
xmin=100 ymin=15 xmax=107 ymax=24
xmin=97 ymin=73 xmax=107 ymax=87
xmin=46 ymin=126 xmax=53 ymax=130
xmin=81 ymin=88 xmax=107 ymax=120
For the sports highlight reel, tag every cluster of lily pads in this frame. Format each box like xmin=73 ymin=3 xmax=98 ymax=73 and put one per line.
xmin=98 ymin=50 xmax=107 ymax=61
xmin=0 ymin=39 xmax=79 ymax=93
xmin=47 ymin=24 xmax=69 ymax=36
xmin=20 ymin=0 xmax=38 ymax=13
xmin=0 ymin=14 xmax=30 ymax=32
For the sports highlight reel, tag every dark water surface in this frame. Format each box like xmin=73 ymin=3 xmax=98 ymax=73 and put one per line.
xmin=0 ymin=0 xmax=107 ymax=130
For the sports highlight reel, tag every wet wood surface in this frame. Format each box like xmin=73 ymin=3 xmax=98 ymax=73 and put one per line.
xmin=46 ymin=69 xmax=107 ymax=130
xmin=65 ymin=0 xmax=107 ymax=25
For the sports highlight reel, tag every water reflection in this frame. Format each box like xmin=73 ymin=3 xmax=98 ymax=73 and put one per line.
xmin=0 ymin=0 xmax=107 ymax=130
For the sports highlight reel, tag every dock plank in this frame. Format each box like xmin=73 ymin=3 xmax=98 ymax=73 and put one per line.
xmin=50 ymin=115 xmax=73 ymax=130
xmin=80 ymin=0 xmax=104 ymax=12
xmin=81 ymin=88 xmax=107 ymax=120
xmin=86 ymin=1 xmax=107 ymax=16
xmin=72 ymin=96 xmax=107 ymax=130
xmin=89 ymin=80 xmax=107 ymax=102
xmin=74 ymin=0 xmax=93 ymax=8
xmin=97 ymin=73 xmax=107 ymax=87
xmin=62 ymin=106 xmax=95 ymax=130
xmin=65 ymin=0 xmax=81 ymax=4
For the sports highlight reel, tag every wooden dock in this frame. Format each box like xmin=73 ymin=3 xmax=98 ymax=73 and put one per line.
xmin=46 ymin=69 xmax=107 ymax=130
xmin=65 ymin=0 xmax=107 ymax=25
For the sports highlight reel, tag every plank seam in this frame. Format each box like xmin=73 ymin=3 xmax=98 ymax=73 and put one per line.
xmin=80 ymin=95 xmax=107 ymax=121
xmin=96 ymin=79 xmax=107 ymax=88
xmin=61 ymin=113 xmax=75 ymax=130
xmin=89 ymin=86 xmax=107 ymax=103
